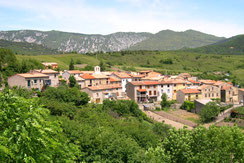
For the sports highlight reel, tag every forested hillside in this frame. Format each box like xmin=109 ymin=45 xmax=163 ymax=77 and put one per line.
xmin=0 ymin=39 xmax=59 ymax=55
xmin=184 ymin=35 xmax=244 ymax=55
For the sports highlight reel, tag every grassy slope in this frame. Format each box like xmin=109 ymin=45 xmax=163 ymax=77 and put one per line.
xmin=184 ymin=35 xmax=244 ymax=55
xmin=16 ymin=54 xmax=99 ymax=69
xmin=16 ymin=51 xmax=244 ymax=84
xmin=0 ymin=39 xmax=59 ymax=55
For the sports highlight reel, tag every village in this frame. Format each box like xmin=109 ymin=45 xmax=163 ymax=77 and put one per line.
xmin=7 ymin=62 xmax=244 ymax=124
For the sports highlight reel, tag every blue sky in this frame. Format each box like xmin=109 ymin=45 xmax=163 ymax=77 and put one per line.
xmin=0 ymin=0 xmax=244 ymax=37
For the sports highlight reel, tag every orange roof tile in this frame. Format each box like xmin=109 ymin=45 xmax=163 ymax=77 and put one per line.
xmin=110 ymin=77 xmax=121 ymax=82
xmin=86 ymin=84 xmax=122 ymax=91
xmin=80 ymin=73 xmax=96 ymax=79
xmin=137 ymin=89 xmax=147 ymax=92
xmin=16 ymin=73 xmax=49 ymax=78
xmin=67 ymin=70 xmax=83 ymax=74
xmin=222 ymin=85 xmax=232 ymax=90
xmin=130 ymin=81 xmax=160 ymax=86
xmin=132 ymin=74 xmax=145 ymax=78
xmin=113 ymin=72 xmax=131 ymax=78
xmin=188 ymin=79 xmax=200 ymax=84
xmin=239 ymin=88 xmax=244 ymax=92
xmin=180 ymin=89 xmax=201 ymax=94
xmin=198 ymin=84 xmax=210 ymax=90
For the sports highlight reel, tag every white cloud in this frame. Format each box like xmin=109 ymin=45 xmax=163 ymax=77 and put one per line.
xmin=0 ymin=0 xmax=243 ymax=37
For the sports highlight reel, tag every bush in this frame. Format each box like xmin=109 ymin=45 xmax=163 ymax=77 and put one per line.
xmin=181 ymin=101 xmax=195 ymax=112
xmin=199 ymin=102 xmax=220 ymax=123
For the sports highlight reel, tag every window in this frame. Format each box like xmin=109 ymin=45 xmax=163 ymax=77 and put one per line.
xmin=212 ymin=87 xmax=214 ymax=91
xmin=183 ymin=84 xmax=185 ymax=86
xmin=212 ymin=93 xmax=214 ymax=97
xmin=34 ymin=80 xmax=37 ymax=84
xmin=167 ymin=89 xmax=170 ymax=93
xmin=209 ymin=93 xmax=210 ymax=97
xmin=205 ymin=94 xmax=207 ymax=97
xmin=149 ymin=91 xmax=152 ymax=95
xmin=27 ymin=80 xmax=31 ymax=87
xmin=217 ymin=93 xmax=219 ymax=96
xmin=147 ymin=85 xmax=150 ymax=89
xmin=154 ymin=91 xmax=156 ymax=95
xmin=167 ymin=84 xmax=170 ymax=87
xmin=139 ymin=85 xmax=142 ymax=89
xmin=54 ymin=74 xmax=57 ymax=78
xmin=196 ymin=94 xmax=198 ymax=99
xmin=96 ymin=93 xmax=99 ymax=97
xmin=229 ymin=91 xmax=231 ymax=94
xmin=153 ymin=85 xmax=156 ymax=88
xmin=174 ymin=84 xmax=176 ymax=87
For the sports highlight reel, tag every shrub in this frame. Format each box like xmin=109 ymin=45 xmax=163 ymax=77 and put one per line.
xmin=199 ymin=102 xmax=220 ymax=123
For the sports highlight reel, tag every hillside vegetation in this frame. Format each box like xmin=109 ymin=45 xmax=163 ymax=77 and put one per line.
xmin=130 ymin=30 xmax=225 ymax=51
xmin=184 ymin=35 xmax=244 ymax=55
xmin=0 ymin=29 xmax=223 ymax=53
xmin=0 ymin=39 xmax=59 ymax=55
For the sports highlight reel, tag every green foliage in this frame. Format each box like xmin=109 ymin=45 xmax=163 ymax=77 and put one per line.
xmin=0 ymin=39 xmax=59 ymax=55
xmin=68 ymin=75 xmax=77 ymax=88
xmin=69 ymin=58 xmax=75 ymax=70
xmin=160 ymin=58 xmax=173 ymax=64
xmin=103 ymin=100 xmax=148 ymax=121
xmin=199 ymin=102 xmax=220 ymax=123
xmin=161 ymin=126 xmax=244 ymax=162
xmin=181 ymin=101 xmax=195 ymax=112
xmin=40 ymin=86 xmax=89 ymax=106
xmin=76 ymin=59 xmax=82 ymax=64
xmin=0 ymin=91 xmax=76 ymax=162
xmin=185 ymin=34 xmax=244 ymax=55
xmin=99 ymin=61 xmax=106 ymax=71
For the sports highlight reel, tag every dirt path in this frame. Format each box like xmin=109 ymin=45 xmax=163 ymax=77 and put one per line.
xmin=154 ymin=111 xmax=197 ymax=128
xmin=144 ymin=110 xmax=193 ymax=130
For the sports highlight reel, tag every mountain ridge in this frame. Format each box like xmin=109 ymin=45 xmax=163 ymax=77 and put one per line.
xmin=0 ymin=29 xmax=225 ymax=53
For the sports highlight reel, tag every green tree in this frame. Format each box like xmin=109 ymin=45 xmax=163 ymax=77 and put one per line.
xmin=99 ymin=61 xmax=106 ymax=71
xmin=0 ymin=91 xmax=77 ymax=162
xmin=199 ymin=102 xmax=220 ymax=123
xmin=69 ymin=58 xmax=75 ymax=70
xmin=69 ymin=75 xmax=77 ymax=88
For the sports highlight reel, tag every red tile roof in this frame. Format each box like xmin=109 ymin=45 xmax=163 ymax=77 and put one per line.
xmin=188 ymin=79 xmax=200 ymax=84
xmin=222 ymin=85 xmax=232 ymax=90
xmin=239 ymin=88 xmax=244 ymax=92
xmin=132 ymin=74 xmax=145 ymax=78
xmin=110 ymin=77 xmax=121 ymax=82
xmin=130 ymin=81 xmax=160 ymax=85
xmin=137 ymin=89 xmax=147 ymax=92
xmin=86 ymin=84 xmax=122 ymax=91
xmin=113 ymin=72 xmax=131 ymax=78
xmin=80 ymin=73 xmax=96 ymax=79
xmin=67 ymin=70 xmax=83 ymax=74
xmin=180 ymin=89 xmax=200 ymax=94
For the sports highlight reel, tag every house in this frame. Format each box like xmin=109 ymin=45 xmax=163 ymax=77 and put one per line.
xmin=178 ymin=73 xmax=191 ymax=80
xmin=176 ymin=89 xmax=201 ymax=104
xmin=8 ymin=73 xmax=49 ymax=90
xmin=188 ymin=79 xmax=200 ymax=86
xmin=62 ymin=70 xmax=83 ymax=80
xmin=138 ymin=70 xmax=152 ymax=76
xmin=238 ymin=89 xmax=244 ymax=105
xmin=160 ymin=81 xmax=174 ymax=100
xmin=199 ymin=80 xmax=217 ymax=85
xmin=169 ymin=80 xmax=187 ymax=100
xmin=42 ymin=62 xmax=58 ymax=69
xmin=32 ymin=69 xmax=59 ymax=87
xmin=109 ymin=77 xmax=122 ymax=85
xmin=221 ymin=85 xmax=239 ymax=103
xmin=126 ymin=81 xmax=161 ymax=103
xmin=82 ymin=84 xmax=123 ymax=104
xmin=111 ymin=72 xmax=132 ymax=92
xmin=198 ymin=84 xmax=221 ymax=100
xmin=131 ymin=74 xmax=145 ymax=81
xmin=194 ymin=99 xmax=212 ymax=113
xmin=80 ymin=73 xmax=110 ymax=87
